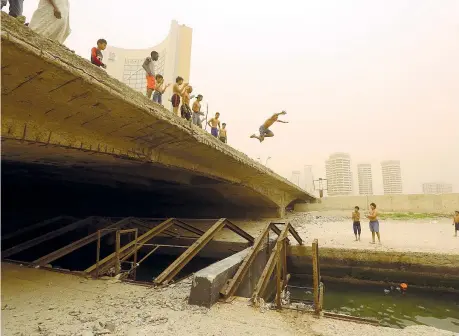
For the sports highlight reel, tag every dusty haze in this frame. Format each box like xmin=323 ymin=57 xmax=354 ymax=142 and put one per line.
xmin=15 ymin=0 xmax=459 ymax=194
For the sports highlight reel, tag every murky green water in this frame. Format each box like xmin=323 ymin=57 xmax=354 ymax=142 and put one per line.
xmin=289 ymin=280 xmax=459 ymax=333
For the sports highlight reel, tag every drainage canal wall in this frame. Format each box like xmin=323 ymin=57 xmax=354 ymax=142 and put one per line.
xmin=288 ymin=246 xmax=459 ymax=291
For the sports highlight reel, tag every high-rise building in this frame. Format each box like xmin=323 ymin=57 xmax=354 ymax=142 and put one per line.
xmin=357 ymin=164 xmax=373 ymax=195
xmin=290 ymin=171 xmax=301 ymax=187
xmin=303 ymin=165 xmax=314 ymax=193
xmin=422 ymin=182 xmax=453 ymax=194
xmin=381 ymin=160 xmax=403 ymax=194
xmin=325 ymin=153 xmax=353 ymax=196
xmin=103 ymin=21 xmax=192 ymax=106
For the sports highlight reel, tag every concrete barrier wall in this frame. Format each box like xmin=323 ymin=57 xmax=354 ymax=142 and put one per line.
xmin=295 ymin=193 xmax=459 ymax=214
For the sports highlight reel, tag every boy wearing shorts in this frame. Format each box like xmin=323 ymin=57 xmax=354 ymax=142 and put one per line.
xmin=352 ymin=206 xmax=361 ymax=241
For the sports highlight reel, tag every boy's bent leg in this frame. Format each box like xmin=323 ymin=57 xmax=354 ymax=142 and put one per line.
xmin=264 ymin=129 xmax=274 ymax=137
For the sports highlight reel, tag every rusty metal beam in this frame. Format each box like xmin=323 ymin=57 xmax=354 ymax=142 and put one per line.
xmin=224 ymin=220 xmax=255 ymax=243
xmin=1 ymin=216 xmax=75 ymax=241
xmin=154 ymin=218 xmax=228 ymax=285
xmin=33 ymin=217 xmax=132 ymax=266
xmin=312 ymin=238 xmax=320 ymax=314
xmin=287 ymin=225 xmax=303 ymax=245
xmin=84 ymin=218 xmax=175 ymax=276
xmin=221 ymin=222 xmax=280 ymax=299
xmin=251 ymin=224 xmax=291 ymax=302
xmin=2 ymin=217 xmax=97 ymax=259
xmin=173 ymin=219 xmax=206 ymax=236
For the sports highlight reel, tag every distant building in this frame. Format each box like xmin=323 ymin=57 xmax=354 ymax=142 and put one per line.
xmin=381 ymin=160 xmax=403 ymax=194
xmin=102 ymin=20 xmax=192 ymax=106
xmin=291 ymin=170 xmax=301 ymax=187
xmin=422 ymin=182 xmax=453 ymax=194
xmin=357 ymin=164 xmax=373 ymax=195
xmin=325 ymin=153 xmax=353 ymax=196
xmin=303 ymin=165 xmax=314 ymax=193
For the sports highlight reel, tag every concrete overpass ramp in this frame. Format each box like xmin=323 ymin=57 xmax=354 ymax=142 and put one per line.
xmin=1 ymin=13 xmax=316 ymax=222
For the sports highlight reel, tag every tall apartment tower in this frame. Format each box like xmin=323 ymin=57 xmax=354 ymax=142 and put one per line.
xmin=422 ymin=182 xmax=453 ymax=194
xmin=325 ymin=153 xmax=353 ymax=196
xmin=303 ymin=165 xmax=314 ymax=193
xmin=357 ymin=164 xmax=373 ymax=195
xmin=381 ymin=160 xmax=403 ymax=194
xmin=290 ymin=171 xmax=301 ymax=187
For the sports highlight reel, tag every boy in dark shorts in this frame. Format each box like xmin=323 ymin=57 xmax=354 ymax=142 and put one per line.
xmin=453 ymin=211 xmax=459 ymax=237
xmin=171 ymin=76 xmax=188 ymax=117
xmin=352 ymin=206 xmax=361 ymax=241
xmin=250 ymin=111 xmax=288 ymax=142
xmin=91 ymin=39 xmax=107 ymax=68
xmin=207 ymin=113 xmax=221 ymax=137
xmin=219 ymin=123 xmax=227 ymax=143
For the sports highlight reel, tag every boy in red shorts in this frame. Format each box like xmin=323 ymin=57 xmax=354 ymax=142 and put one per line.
xmin=142 ymin=51 xmax=159 ymax=99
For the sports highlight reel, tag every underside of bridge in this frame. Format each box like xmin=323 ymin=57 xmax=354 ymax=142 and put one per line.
xmin=1 ymin=139 xmax=283 ymax=233
xmin=1 ymin=13 xmax=315 ymax=233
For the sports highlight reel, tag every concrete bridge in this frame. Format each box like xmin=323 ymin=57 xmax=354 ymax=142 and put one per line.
xmin=1 ymin=13 xmax=316 ymax=222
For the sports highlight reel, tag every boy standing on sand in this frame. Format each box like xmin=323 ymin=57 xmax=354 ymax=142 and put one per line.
xmin=352 ymin=206 xmax=361 ymax=241
xmin=207 ymin=113 xmax=221 ymax=137
xmin=366 ymin=202 xmax=381 ymax=244
xmin=453 ymin=211 xmax=459 ymax=237
xmin=143 ymin=51 xmax=159 ymax=99
xmin=250 ymin=111 xmax=288 ymax=142
xmin=91 ymin=39 xmax=107 ymax=68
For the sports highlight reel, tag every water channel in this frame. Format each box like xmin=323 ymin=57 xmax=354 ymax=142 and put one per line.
xmin=289 ymin=279 xmax=459 ymax=333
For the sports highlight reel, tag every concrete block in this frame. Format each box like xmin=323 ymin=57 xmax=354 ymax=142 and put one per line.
xmin=188 ymin=242 xmax=274 ymax=308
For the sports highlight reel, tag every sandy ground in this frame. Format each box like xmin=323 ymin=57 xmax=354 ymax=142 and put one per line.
xmin=1 ymin=263 xmax=457 ymax=336
xmin=287 ymin=211 xmax=459 ymax=254
xmin=224 ymin=211 xmax=459 ymax=254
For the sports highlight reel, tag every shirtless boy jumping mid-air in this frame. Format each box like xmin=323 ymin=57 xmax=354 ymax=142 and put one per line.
xmin=250 ymin=111 xmax=288 ymax=142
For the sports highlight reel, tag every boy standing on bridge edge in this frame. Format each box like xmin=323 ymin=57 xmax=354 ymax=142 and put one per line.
xmin=250 ymin=111 xmax=288 ymax=142
xmin=91 ymin=39 xmax=107 ymax=69
xmin=352 ymin=206 xmax=361 ymax=241
xmin=453 ymin=210 xmax=459 ymax=237
xmin=143 ymin=51 xmax=159 ymax=99
xmin=208 ymin=112 xmax=221 ymax=137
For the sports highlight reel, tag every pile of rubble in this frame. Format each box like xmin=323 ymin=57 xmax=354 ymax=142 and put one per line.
xmin=287 ymin=212 xmax=348 ymax=227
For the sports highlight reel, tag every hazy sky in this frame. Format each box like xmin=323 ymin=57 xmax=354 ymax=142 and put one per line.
xmin=16 ymin=0 xmax=459 ymax=194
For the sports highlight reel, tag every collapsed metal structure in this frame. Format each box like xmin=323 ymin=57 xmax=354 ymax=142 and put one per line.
xmin=1 ymin=216 xmax=254 ymax=285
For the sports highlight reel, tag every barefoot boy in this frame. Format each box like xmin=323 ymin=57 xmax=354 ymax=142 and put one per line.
xmin=207 ymin=112 xmax=221 ymax=137
xmin=192 ymin=95 xmax=204 ymax=127
xmin=250 ymin=111 xmax=288 ymax=142
xmin=171 ymin=76 xmax=188 ymax=117
xmin=181 ymin=86 xmax=193 ymax=121
xmin=352 ymin=206 xmax=361 ymax=241
xmin=453 ymin=210 xmax=459 ymax=237
xmin=366 ymin=202 xmax=380 ymax=244
xmin=143 ymin=51 xmax=159 ymax=99
xmin=219 ymin=123 xmax=227 ymax=143
xmin=152 ymin=74 xmax=170 ymax=105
